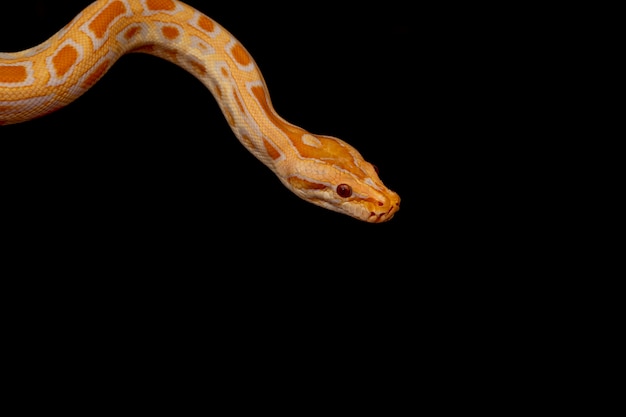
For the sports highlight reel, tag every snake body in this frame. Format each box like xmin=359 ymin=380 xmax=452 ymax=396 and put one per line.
xmin=0 ymin=0 xmax=399 ymax=222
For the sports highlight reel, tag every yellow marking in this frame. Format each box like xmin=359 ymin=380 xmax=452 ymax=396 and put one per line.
xmin=89 ymin=0 xmax=126 ymax=39
xmin=0 ymin=65 xmax=27 ymax=83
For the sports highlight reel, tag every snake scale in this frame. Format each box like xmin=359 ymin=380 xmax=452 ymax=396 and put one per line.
xmin=0 ymin=0 xmax=400 ymax=222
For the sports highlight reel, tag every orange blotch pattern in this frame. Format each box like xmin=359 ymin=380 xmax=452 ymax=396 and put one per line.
xmin=161 ymin=26 xmax=180 ymax=39
xmin=250 ymin=85 xmax=362 ymax=174
xmin=188 ymin=60 xmax=207 ymax=76
xmin=251 ymin=85 xmax=302 ymax=146
xmin=288 ymin=177 xmax=326 ymax=190
xmin=213 ymin=84 xmax=222 ymax=99
xmin=163 ymin=49 xmax=179 ymax=62
xmin=0 ymin=65 xmax=27 ymax=83
xmin=231 ymin=43 xmax=251 ymax=67
xmin=124 ymin=26 xmax=141 ymax=41
xmin=233 ymin=91 xmax=245 ymax=114
xmin=240 ymin=134 xmax=256 ymax=150
xmin=146 ymin=0 xmax=176 ymax=11
xmin=53 ymin=45 xmax=79 ymax=77
xmin=157 ymin=46 xmax=179 ymax=62
xmin=81 ymin=59 xmax=111 ymax=89
xmin=198 ymin=15 xmax=215 ymax=33
xmin=223 ymin=108 xmax=235 ymax=127
xmin=89 ymin=0 xmax=126 ymax=39
xmin=263 ymin=139 xmax=281 ymax=160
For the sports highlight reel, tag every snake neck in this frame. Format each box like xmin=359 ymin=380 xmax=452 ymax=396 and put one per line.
xmin=1 ymin=1 xmax=288 ymax=169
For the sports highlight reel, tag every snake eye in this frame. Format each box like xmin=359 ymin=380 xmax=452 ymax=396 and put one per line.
xmin=336 ymin=184 xmax=352 ymax=198
xmin=372 ymin=164 xmax=379 ymax=174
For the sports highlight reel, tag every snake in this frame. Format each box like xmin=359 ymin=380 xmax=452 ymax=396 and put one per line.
xmin=0 ymin=0 xmax=400 ymax=222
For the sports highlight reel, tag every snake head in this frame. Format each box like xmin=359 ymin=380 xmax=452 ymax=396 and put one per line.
xmin=279 ymin=134 xmax=400 ymax=223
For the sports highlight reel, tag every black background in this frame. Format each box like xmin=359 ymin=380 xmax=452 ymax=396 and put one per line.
xmin=1 ymin=3 xmax=592 ymax=406
xmin=0 ymin=0 xmax=532 ymax=331
xmin=0 ymin=0 xmax=425 ymax=385
xmin=1 ymin=1 xmax=567 ymax=398
xmin=0 ymin=2 xmax=545 ymax=292
xmin=1 ymin=1 xmax=422 ymax=266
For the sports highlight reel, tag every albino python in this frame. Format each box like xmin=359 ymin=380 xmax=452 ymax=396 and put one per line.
xmin=0 ymin=0 xmax=400 ymax=222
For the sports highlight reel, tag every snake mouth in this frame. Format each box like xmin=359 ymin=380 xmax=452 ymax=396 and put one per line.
xmin=368 ymin=204 xmax=399 ymax=223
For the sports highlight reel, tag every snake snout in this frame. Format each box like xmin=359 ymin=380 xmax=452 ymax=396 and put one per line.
xmin=368 ymin=201 xmax=400 ymax=223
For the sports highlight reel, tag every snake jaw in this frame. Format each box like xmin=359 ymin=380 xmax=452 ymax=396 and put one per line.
xmin=367 ymin=199 xmax=400 ymax=223
xmin=363 ymin=190 xmax=401 ymax=223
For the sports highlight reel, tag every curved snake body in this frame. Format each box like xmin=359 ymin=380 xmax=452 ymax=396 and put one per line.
xmin=0 ymin=0 xmax=400 ymax=222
